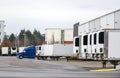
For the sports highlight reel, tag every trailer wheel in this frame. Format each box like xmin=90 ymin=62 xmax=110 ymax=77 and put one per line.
xmin=19 ymin=56 xmax=23 ymax=59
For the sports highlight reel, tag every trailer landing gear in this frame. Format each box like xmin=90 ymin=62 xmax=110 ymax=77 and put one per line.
xmin=102 ymin=60 xmax=119 ymax=69
xmin=110 ymin=60 xmax=119 ymax=69
xmin=102 ymin=60 xmax=107 ymax=68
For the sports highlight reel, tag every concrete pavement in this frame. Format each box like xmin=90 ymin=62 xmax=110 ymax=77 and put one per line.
xmin=0 ymin=56 xmax=120 ymax=78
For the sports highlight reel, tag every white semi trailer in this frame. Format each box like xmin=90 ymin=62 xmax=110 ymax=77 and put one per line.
xmin=74 ymin=29 xmax=120 ymax=59
xmin=1 ymin=47 xmax=24 ymax=56
xmin=37 ymin=44 xmax=77 ymax=60
xmin=11 ymin=47 xmax=17 ymax=55
xmin=74 ymin=29 xmax=120 ymax=68
xmin=1 ymin=47 xmax=9 ymax=56
xmin=73 ymin=9 xmax=120 ymax=68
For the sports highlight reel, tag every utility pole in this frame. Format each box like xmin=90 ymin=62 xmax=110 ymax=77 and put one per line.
xmin=23 ymin=33 xmax=26 ymax=47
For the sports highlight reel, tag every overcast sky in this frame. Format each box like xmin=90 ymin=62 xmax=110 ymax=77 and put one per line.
xmin=0 ymin=0 xmax=120 ymax=35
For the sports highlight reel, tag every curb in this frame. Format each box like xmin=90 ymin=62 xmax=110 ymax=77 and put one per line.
xmin=90 ymin=69 xmax=117 ymax=72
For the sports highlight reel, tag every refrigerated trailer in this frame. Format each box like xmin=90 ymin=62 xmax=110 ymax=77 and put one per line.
xmin=74 ymin=29 xmax=120 ymax=68
xmin=74 ymin=29 xmax=120 ymax=59
xmin=73 ymin=9 xmax=120 ymax=68
xmin=17 ymin=46 xmax=36 ymax=59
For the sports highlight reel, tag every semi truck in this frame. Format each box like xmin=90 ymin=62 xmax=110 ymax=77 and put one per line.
xmin=17 ymin=45 xmax=36 ymax=59
xmin=17 ymin=44 xmax=77 ymax=60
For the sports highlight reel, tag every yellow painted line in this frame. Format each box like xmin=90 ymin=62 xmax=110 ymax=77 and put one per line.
xmin=90 ymin=69 xmax=117 ymax=72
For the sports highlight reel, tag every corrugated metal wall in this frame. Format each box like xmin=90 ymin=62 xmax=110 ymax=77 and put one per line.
xmin=78 ymin=9 xmax=120 ymax=34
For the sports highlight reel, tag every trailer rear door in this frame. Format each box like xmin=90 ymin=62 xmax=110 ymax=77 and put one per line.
xmin=108 ymin=31 xmax=120 ymax=58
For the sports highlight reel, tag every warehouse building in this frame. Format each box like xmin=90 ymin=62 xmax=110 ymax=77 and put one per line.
xmin=45 ymin=28 xmax=73 ymax=44
xmin=78 ymin=9 xmax=120 ymax=34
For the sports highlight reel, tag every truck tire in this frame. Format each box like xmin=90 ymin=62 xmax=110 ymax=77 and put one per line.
xmin=19 ymin=56 xmax=23 ymax=59
xmin=37 ymin=56 xmax=41 ymax=60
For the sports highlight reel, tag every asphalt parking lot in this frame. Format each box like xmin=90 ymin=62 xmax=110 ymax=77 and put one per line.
xmin=0 ymin=56 xmax=120 ymax=78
